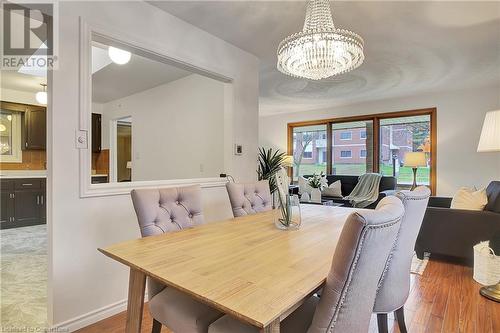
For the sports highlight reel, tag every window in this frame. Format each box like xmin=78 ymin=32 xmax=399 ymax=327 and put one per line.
xmin=379 ymin=115 xmax=431 ymax=187
xmin=340 ymin=150 xmax=352 ymax=158
xmin=332 ymin=121 xmax=373 ymax=176
xmin=0 ymin=110 xmax=22 ymax=163
xmin=291 ymin=125 xmax=327 ymax=180
xmin=340 ymin=131 xmax=352 ymax=140
xmin=288 ymin=108 xmax=436 ymax=193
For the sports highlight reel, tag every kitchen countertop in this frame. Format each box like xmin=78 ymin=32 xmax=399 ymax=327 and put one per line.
xmin=0 ymin=170 xmax=47 ymax=179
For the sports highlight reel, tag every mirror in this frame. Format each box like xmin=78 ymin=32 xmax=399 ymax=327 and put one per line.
xmin=89 ymin=34 xmax=227 ymax=184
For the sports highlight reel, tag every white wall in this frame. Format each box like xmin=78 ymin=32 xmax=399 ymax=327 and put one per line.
xmin=101 ymin=74 xmax=225 ymax=181
xmin=260 ymin=84 xmax=500 ymax=196
xmin=50 ymin=1 xmax=258 ymax=329
xmin=1 ymin=87 xmax=45 ymax=106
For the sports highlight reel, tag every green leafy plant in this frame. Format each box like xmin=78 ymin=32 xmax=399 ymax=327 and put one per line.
xmin=257 ymin=147 xmax=286 ymax=195
xmin=308 ymin=172 xmax=326 ymax=190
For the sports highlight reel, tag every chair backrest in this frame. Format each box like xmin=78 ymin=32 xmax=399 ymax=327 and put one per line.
xmin=131 ymin=184 xmax=205 ymax=237
xmin=225 ymin=180 xmax=272 ymax=217
xmin=130 ymin=185 xmax=205 ymax=299
xmin=308 ymin=196 xmax=404 ymax=333
xmin=373 ymin=186 xmax=431 ymax=313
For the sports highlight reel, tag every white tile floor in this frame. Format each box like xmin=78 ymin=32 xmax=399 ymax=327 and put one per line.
xmin=0 ymin=225 xmax=47 ymax=330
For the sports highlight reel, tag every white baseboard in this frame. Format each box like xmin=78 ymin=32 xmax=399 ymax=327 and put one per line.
xmin=50 ymin=298 xmax=128 ymax=332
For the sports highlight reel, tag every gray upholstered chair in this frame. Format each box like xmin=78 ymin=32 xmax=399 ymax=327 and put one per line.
xmin=374 ymin=186 xmax=431 ymax=333
xmin=225 ymin=180 xmax=272 ymax=217
xmin=131 ymin=185 xmax=222 ymax=333
xmin=208 ymin=196 xmax=405 ymax=333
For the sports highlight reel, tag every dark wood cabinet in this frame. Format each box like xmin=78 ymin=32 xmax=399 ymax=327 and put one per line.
xmin=22 ymin=106 xmax=46 ymax=150
xmin=0 ymin=178 xmax=46 ymax=229
xmin=0 ymin=180 xmax=14 ymax=225
xmin=92 ymin=113 xmax=102 ymax=153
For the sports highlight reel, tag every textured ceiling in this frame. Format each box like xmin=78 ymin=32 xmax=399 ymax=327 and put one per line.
xmin=150 ymin=1 xmax=500 ymax=115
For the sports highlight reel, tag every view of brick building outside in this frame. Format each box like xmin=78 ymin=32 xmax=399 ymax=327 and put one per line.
xmin=295 ymin=126 xmax=415 ymax=167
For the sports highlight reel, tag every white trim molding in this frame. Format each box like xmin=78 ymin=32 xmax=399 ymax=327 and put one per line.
xmin=78 ymin=19 xmax=234 ymax=198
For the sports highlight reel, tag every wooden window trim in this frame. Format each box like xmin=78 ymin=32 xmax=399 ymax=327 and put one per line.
xmin=287 ymin=108 xmax=437 ymax=195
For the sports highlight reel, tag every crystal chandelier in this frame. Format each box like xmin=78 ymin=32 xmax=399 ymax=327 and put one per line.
xmin=277 ymin=0 xmax=364 ymax=80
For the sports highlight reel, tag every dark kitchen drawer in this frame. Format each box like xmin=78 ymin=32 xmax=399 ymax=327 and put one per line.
xmin=14 ymin=179 xmax=42 ymax=190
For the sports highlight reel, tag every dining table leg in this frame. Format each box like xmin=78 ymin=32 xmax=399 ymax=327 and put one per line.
xmin=260 ymin=318 xmax=280 ymax=333
xmin=125 ymin=268 xmax=146 ymax=333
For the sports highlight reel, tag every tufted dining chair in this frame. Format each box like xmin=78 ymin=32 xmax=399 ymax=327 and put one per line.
xmin=208 ymin=196 xmax=405 ymax=333
xmin=373 ymin=186 xmax=431 ymax=333
xmin=131 ymin=185 xmax=222 ymax=333
xmin=225 ymin=180 xmax=272 ymax=217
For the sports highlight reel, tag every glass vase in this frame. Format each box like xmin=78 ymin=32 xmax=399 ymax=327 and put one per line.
xmin=274 ymin=194 xmax=301 ymax=230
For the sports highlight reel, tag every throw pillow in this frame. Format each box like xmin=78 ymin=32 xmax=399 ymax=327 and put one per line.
xmin=298 ymin=176 xmax=314 ymax=195
xmin=322 ymin=180 xmax=342 ymax=198
xmin=451 ymin=187 xmax=488 ymax=210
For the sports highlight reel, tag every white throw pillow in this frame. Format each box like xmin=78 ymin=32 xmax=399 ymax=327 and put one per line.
xmin=451 ymin=187 xmax=488 ymax=210
xmin=298 ymin=176 xmax=314 ymax=195
xmin=322 ymin=180 xmax=342 ymax=198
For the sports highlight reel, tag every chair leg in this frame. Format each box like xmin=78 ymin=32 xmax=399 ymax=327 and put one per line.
xmin=152 ymin=319 xmax=162 ymax=333
xmin=395 ymin=307 xmax=407 ymax=333
xmin=377 ymin=313 xmax=388 ymax=333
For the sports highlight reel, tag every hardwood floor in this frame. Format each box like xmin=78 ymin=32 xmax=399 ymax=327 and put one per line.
xmin=76 ymin=259 xmax=500 ymax=333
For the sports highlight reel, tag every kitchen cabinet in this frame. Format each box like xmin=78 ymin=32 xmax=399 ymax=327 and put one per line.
xmin=92 ymin=113 xmax=102 ymax=153
xmin=0 ymin=178 xmax=46 ymax=229
xmin=22 ymin=106 xmax=46 ymax=150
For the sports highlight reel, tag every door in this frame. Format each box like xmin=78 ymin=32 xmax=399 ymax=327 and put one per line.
xmin=13 ymin=190 xmax=42 ymax=225
xmin=23 ymin=107 xmax=46 ymax=150
xmin=0 ymin=190 xmax=13 ymax=225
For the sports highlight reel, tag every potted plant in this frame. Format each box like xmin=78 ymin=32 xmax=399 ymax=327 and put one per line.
xmin=257 ymin=147 xmax=286 ymax=196
xmin=307 ymin=172 xmax=327 ymax=203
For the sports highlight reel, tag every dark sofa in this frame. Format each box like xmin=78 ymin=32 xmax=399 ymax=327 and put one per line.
xmin=415 ymin=181 xmax=500 ymax=266
xmin=305 ymin=174 xmax=397 ymax=209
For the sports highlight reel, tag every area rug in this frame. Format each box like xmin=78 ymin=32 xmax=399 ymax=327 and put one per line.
xmin=0 ymin=225 xmax=48 ymax=330
xmin=411 ymin=252 xmax=430 ymax=275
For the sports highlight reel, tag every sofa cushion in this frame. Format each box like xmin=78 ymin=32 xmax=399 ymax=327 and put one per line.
xmin=450 ymin=187 xmax=488 ymax=211
xmin=322 ymin=180 xmax=342 ymax=198
xmin=485 ymin=181 xmax=500 ymax=213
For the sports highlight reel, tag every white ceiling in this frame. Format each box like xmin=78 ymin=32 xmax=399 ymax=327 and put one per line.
xmin=150 ymin=1 xmax=500 ymax=115
xmin=1 ymin=71 xmax=46 ymax=93
xmin=92 ymin=47 xmax=192 ymax=103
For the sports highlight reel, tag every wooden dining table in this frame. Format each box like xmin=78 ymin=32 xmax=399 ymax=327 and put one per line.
xmin=99 ymin=204 xmax=358 ymax=333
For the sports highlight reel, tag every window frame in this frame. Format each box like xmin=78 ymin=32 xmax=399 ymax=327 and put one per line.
xmin=360 ymin=149 xmax=367 ymax=158
xmin=287 ymin=108 xmax=437 ymax=194
xmin=339 ymin=131 xmax=352 ymax=140
xmin=340 ymin=150 xmax=352 ymax=158
xmin=360 ymin=130 xmax=367 ymax=140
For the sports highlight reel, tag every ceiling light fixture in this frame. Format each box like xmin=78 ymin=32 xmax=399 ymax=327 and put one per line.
xmin=35 ymin=83 xmax=47 ymax=105
xmin=108 ymin=46 xmax=131 ymax=65
xmin=277 ymin=0 xmax=364 ymax=80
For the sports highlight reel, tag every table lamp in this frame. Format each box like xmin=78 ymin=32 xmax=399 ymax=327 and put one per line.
xmin=477 ymin=110 xmax=500 ymax=303
xmin=404 ymin=152 xmax=427 ymax=190
xmin=281 ymin=155 xmax=294 ymax=168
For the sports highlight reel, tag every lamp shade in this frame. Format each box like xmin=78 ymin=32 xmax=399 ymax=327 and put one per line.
xmin=282 ymin=155 xmax=294 ymax=167
xmin=404 ymin=152 xmax=427 ymax=167
xmin=477 ymin=110 xmax=500 ymax=152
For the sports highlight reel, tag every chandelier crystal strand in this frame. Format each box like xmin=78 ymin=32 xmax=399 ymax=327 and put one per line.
xmin=277 ymin=0 xmax=364 ymax=80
